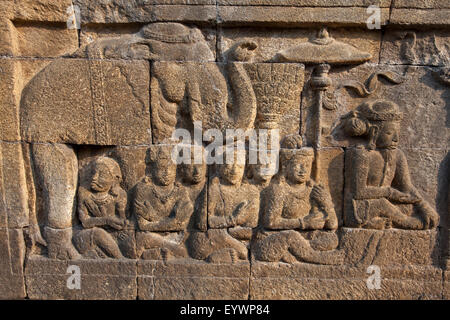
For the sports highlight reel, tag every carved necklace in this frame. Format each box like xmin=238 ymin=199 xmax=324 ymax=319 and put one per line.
xmin=151 ymin=184 xmax=176 ymax=204
xmin=91 ymin=192 xmax=112 ymax=206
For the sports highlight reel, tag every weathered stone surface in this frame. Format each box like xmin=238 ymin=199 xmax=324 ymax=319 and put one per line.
xmin=20 ymin=58 xmax=151 ymax=145
xmin=339 ymin=228 xmax=439 ymax=266
xmin=218 ymin=6 xmax=390 ymax=27
xmin=219 ymin=28 xmax=381 ymax=63
xmin=405 ymin=149 xmax=449 ymax=219
xmin=12 ymin=0 xmax=75 ymax=22
xmin=390 ymin=9 xmax=450 ymax=28
xmin=138 ymin=260 xmax=250 ymax=299
xmin=13 ymin=21 xmax=78 ymax=57
xmin=380 ymin=30 xmax=450 ymax=66
xmin=0 ymin=19 xmax=15 ymax=56
xmin=0 ymin=142 xmax=29 ymax=229
xmin=218 ymin=0 xmax=391 ymax=6
xmin=251 ymin=262 xmax=443 ymax=299
xmin=318 ymin=65 xmax=449 ymax=150
xmin=394 ymin=0 xmax=450 ymax=9
xmin=1 ymin=0 xmax=449 ymax=301
xmin=74 ymin=0 xmax=217 ymax=24
xmin=25 ymin=257 xmax=137 ymax=299
xmin=0 ymin=228 xmax=26 ymax=299
xmin=150 ymin=61 xmax=259 ymax=143
xmin=0 ymin=59 xmax=20 ymax=141
xmin=445 ymin=270 xmax=450 ymax=299
xmin=251 ymin=276 xmax=443 ymax=300
xmin=317 ymin=148 xmax=344 ymax=223
xmin=79 ymin=24 xmax=217 ymax=60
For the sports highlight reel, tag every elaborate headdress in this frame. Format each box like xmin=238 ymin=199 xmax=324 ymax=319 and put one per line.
xmin=343 ymin=100 xmax=403 ymax=137
xmin=279 ymin=134 xmax=314 ymax=166
xmin=95 ymin=157 xmax=122 ymax=183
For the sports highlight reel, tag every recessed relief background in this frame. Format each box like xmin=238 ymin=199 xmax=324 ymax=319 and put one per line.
xmin=0 ymin=0 xmax=449 ymax=300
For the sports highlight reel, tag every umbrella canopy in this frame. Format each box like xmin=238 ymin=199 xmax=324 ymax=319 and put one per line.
xmin=276 ymin=28 xmax=372 ymax=65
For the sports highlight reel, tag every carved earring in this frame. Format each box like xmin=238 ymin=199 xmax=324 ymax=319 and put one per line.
xmin=367 ymin=125 xmax=379 ymax=150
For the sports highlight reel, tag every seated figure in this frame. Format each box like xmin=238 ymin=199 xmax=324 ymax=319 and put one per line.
xmin=74 ymin=157 xmax=127 ymax=259
xmin=253 ymin=135 xmax=343 ymax=265
xmin=133 ymin=145 xmax=193 ymax=260
xmin=342 ymin=100 xmax=439 ymax=230
xmin=178 ymin=145 xmax=208 ymax=232
xmin=188 ymin=147 xmax=260 ymax=263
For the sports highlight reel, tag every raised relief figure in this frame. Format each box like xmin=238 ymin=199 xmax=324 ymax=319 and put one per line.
xmin=253 ymin=135 xmax=342 ymax=265
xmin=142 ymin=23 xmax=259 ymax=142
xmin=74 ymin=157 xmax=127 ymax=259
xmin=179 ymin=145 xmax=208 ymax=232
xmin=133 ymin=145 xmax=192 ymax=260
xmin=343 ymin=100 xmax=440 ymax=230
xmin=188 ymin=147 xmax=259 ymax=263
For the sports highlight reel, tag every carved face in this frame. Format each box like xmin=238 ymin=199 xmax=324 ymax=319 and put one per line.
xmin=152 ymin=160 xmax=177 ymax=186
xmin=182 ymin=162 xmax=206 ymax=185
xmin=91 ymin=163 xmax=114 ymax=193
xmin=286 ymin=155 xmax=312 ymax=184
xmin=376 ymin=121 xmax=400 ymax=149
xmin=252 ymin=159 xmax=278 ymax=184
xmin=220 ymin=162 xmax=245 ymax=185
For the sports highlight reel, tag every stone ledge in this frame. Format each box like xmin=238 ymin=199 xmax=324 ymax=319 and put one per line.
xmin=218 ymin=0 xmax=392 ymax=7
xmin=218 ymin=6 xmax=390 ymax=27
xmin=393 ymin=0 xmax=450 ymax=9
xmin=250 ymin=277 xmax=443 ymax=299
xmin=390 ymin=9 xmax=450 ymax=27
xmin=25 ymin=257 xmax=138 ymax=300
xmin=137 ymin=259 xmax=250 ymax=299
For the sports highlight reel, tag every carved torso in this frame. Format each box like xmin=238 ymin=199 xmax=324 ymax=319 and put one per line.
xmin=366 ymin=149 xmax=398 ymax=187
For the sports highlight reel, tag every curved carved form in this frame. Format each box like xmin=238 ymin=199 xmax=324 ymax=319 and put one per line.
xmin=253 ymin=135 xmax=343 ymax=265
xmin=342 ymin=100 xmax=440 ymax=230
xmin=188 ymin=147 xmax=260 ymax=263
xmin=133 ymin=145 xmax=192 ymax=260
xmin=74 ymin=157 xmax=129 ymax=259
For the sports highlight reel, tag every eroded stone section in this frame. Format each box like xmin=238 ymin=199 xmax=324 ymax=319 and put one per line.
xmin=20 ymin=59 xmax=150 ymax=145
xmin=381 ymin=30 xmax=450 ymax=66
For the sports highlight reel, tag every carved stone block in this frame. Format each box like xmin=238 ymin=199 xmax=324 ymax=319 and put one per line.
xmin=339 ymin=228 xmax=439 ymax=266
xmin=250 ymin=263 xmax=443 ymax=299
xmin=0 ymin=142 xmax=29 ymax=229
xmin=0 ymin=2 xmax=448 ymax=301
xmin=25 ymin=257 xmax=137 ymax=299
xmin=137 ymin=260 xmax=250 ymax=299
xmin=20 ymin=59 xmax=151 ymax=145
xmin=0 ymin=228 xmax=26 ymax=299
xmin=380 ymin=30 xmax=450 ymax=67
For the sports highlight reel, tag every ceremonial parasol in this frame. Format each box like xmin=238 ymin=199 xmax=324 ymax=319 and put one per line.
xmin=276 ymin=28 xmax=372 ymax=181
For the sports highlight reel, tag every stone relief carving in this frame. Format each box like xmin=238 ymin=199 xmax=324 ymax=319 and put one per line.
xmin=16 ymin=22 xmax=443 ymax=274
xmin=74 ymin=157 xmax=128 ymax=259
xmin=252 ymin=134 xmax=342 ymax=265
xmin=342 ymin=100 xmax=440 ymax=230
xmin=133 ymin=145 xmax=192 ymax=260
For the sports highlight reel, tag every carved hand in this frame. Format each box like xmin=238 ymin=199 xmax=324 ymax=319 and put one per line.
xmin=234 ymin=200 xmax=254 ymax=225
xmin=422 ymin=207 xmax=440 ymax=229
xmin=388 ymin=188 xmax=421 ymax=204
xmin=311 ymin=184 xmax=333 ymax=208
xmin=302 ymin=212 xmax=326 ymax=230
xmin=134 ymin=200 xmax=155 ymax=221
xmin=85 ymin=199 xmax=103 ymax=217
xmin=106 ymin=216 xmax=126 ymax=230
